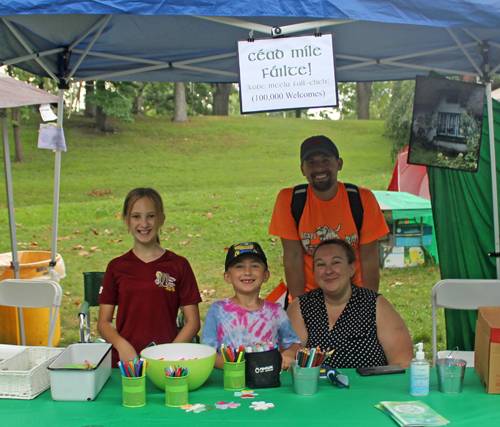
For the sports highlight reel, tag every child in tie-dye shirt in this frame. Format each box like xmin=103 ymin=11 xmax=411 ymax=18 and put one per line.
xmin=202 ymin=242 xmax=301 ymax=370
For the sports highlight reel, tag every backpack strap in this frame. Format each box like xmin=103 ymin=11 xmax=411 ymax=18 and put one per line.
xmin=344 ymin=183 xmax=364 ymax=235
xmin=291 ymin=183 xmax=364 ymax=235
xmin=291 ymin=184 xmax=309 ymax=229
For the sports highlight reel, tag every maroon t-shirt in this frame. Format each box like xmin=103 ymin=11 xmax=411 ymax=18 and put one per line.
xmin=98 ymin=250 xmax=201 ymax=366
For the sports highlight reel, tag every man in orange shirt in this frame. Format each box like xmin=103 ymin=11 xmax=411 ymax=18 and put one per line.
xmin=269 ymin=135 xmax=389 ymax=299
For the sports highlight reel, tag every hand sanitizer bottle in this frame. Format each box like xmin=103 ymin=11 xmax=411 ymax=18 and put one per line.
xmin=410 ymin=342 xmax=429 ymax=396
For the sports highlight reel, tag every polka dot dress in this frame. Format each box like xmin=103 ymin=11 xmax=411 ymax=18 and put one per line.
xmin=299 ymin=285 xmax=388 ymax=369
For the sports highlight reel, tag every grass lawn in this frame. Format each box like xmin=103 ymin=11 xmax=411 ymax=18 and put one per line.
xmin=0 ymin=113 xmax=445 ymax=355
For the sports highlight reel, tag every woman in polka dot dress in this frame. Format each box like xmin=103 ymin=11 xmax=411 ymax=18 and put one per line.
xmin=287 ymin=239 xmax=413 ymax=369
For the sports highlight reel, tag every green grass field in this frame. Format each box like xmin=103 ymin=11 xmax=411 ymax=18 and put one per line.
xmin=0 ymin=113 xmax=444 ymax=354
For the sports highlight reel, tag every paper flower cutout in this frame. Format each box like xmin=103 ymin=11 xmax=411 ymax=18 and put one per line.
xmin=181 ymin=403 xmax=207 ymax=413
xmin=215 ymin=401 xmax=240 ymax=410
xmin=234 ymin=390 xmax=258 ymax=398
xmin=249 ymin=401 xmax=275 ymax=411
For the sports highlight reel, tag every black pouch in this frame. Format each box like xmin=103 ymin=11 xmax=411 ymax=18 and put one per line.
xmin=244 ymin=348 xmax=282 ymax=389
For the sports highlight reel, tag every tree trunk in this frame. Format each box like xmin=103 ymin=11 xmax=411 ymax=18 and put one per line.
xmin=212 ymin=83 xmax=232 ymax=116
xmin=11 ymin=107 xmax=24 ymax=163
xmin=74 ymin=82 xmax=83 ymax=112
xmin=173 ymin=82 xmax=188 ymax=122
xmin=95 ymin=106 xmax=113 ymax=132
xmin=84 ymin=81 xmax=96 ymax=118
xmin=135 ymin=82 xmax=145 ymax=115
xmin=356 ymin=81 xmax=372 ymax=120
xmin=94 ymin=81 xmax=114 ymax=132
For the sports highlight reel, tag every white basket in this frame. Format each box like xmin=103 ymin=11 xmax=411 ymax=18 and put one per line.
xmin=0 ymin=347 xmax=64 ymax=399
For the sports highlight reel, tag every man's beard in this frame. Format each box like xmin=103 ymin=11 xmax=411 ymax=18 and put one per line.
xmin=310 ymin=174 xmax=334 ymax=192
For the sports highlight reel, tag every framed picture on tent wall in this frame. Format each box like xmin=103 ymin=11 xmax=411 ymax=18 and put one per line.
xmin=407 ymin=75 xmax=485 ymax=173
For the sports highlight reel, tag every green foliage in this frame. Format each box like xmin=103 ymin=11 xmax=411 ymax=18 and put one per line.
xmin=337 ymin=82 xmax=357 ymax=116
xmin=187 ymin=83 xmax=214 ymax=116
xmin=370 ymin=82 xmax=394 ymax=119
xmin=337 ymin=81 xmax=395 ymax=120
xmin=102 ymin=82 xmax=217 ymax=117
xmin=86 ymin=81 xmax=134 ymax=122
xmin=460 ymin=109 xmax=482 ymax=149
xmin=384 ymin=80 xmax=415 ymax=160
xmin=141 ymin=82 xmax=174 ymax=115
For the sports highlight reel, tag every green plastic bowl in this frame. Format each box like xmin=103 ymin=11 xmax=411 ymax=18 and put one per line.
xmin=141 ymin=343 xmax=216 ymax=391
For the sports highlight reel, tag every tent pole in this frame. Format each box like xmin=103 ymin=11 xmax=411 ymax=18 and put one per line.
xmin=1 ymin=109 xmax=25 ymax=345
xmin=486 ymin=82 xmax=500 ymax=278
xmin=1 ymin=111 xmax=19 ymax=277
xmin=50 ymin=89 xmax=64 ymax=278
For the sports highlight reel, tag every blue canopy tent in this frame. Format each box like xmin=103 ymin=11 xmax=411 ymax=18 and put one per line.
xmin=1 ymin=2 xmax=500 ymax=84
xmin=1 ymin=0 xmax=500 ymax=349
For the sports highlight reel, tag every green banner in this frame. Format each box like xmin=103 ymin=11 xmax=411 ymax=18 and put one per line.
xmin=428 ymin=98 xmax=500 ymax=351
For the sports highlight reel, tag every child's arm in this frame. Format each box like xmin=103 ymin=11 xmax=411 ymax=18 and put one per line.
xmin=173 ymin=304 xmax=200 ymax=343
xmin=97 ymin=303 xmax=138 ymax=362
xmin=281 ymin=342 xmax=301 ymax=371
xmin=214 ymin=353 xmax=224 ymax=370
xmin=200 ymin=302 xmax=223 ymax=369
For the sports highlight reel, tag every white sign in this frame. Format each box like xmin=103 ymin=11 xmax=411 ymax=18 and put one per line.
xmin=237 ymin=34 xmax=337 ymax=114
xmin=38 ymin=123 xmax=67 ymax=151
xmin=39 ymin=103 xmax=58 ymax=122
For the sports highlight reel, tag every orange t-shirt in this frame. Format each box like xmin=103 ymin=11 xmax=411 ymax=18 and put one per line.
xmin=269 ymin=182 xmax=389 ymax=291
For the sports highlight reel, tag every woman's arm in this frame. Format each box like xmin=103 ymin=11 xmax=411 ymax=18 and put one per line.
xmin=376 ymin=296 xmax=414 ymax=367
xmin=97 ymin=303 xmax=138 ymax=362
xmin=173 ymin=304 xmax=200 ymax=343
xmin=286 ymin=298 xmax=308 ymax=346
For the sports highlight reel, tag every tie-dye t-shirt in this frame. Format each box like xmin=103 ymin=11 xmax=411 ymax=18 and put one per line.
xmin=202 ymin=299 xmax=300 ymax=352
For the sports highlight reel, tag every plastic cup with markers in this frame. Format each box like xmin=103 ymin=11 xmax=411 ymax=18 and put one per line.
xmin=119 ymin=359 xmax=148 ymax=408
xmin=221 ymin=344 xmax=246 ymax=390
xmin=165 ymin=365 xmax=189 ymax=407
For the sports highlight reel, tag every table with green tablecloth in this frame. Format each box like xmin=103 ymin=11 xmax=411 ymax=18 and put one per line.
xmin=1 ymin=368 xmax=499 ymax=426
xmin=373 ymin=190 xmax=438 ymax=264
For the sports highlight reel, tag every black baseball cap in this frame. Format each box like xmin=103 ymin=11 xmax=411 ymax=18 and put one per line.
xmin=225 ymin=242 xmax=268 ymax=270
xmin=300 ymin=135 xmax=340 ymax=161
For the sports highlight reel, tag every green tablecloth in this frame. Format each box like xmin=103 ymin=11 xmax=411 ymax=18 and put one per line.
xmin=1 ymin=368 xmax=498 ymax=426
xmin=373 ymin=191 xmax=433 ymax=220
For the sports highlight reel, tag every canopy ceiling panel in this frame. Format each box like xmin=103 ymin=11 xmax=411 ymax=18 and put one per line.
xmin=0 ymin=1 xmax=499 ymax=83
